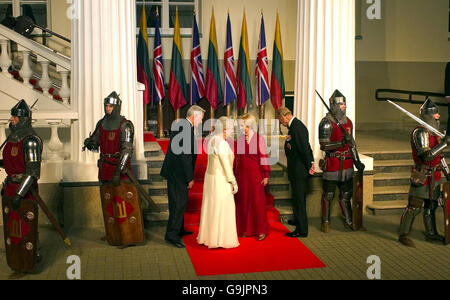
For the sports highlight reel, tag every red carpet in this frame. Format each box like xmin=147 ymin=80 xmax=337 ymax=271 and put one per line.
xmin=150 ymin=132 xmax=326 ymax=276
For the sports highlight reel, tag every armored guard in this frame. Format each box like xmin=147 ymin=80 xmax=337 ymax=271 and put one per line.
xmin=84 ymin=92 xmax=144 ymax=248
xmin=0 ymin=100 xmax=43 ymax=273
xmin=318 ymin=90 xmax=365 ymax=233
xmin=399 ymin=98 xmax=449 ymax=247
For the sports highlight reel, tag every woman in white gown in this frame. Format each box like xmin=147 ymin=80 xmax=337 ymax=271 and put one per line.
xmin=197 ymin=117 xmax=240 ymax=249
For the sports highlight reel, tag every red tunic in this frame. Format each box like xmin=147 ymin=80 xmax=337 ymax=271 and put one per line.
xmin=2 ymin=140 xmax=35 ymax=200
xmin=234 ymin=133 xmax=271 ymax=237
xmin=99 ymin=125 xmax=130 ymax=182
xmin=325 ymin=118 xmax=354 ymax=172
xmin=411 ymin=127 xmax=442 ymax=186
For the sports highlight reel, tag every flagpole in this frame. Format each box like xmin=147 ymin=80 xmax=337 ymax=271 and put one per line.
xmin=259 ymin=104 xmax=265 ymax=120
xmin=157 ymin=100 xmax=164 ymax=138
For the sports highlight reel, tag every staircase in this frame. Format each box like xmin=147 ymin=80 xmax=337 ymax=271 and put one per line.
xmin=142 ymin=139 xmax=294 ymax=227
xmin=364 ymin=150 xmax=450 ymax=215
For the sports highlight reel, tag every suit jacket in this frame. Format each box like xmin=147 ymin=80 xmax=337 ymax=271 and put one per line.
xmin=160 ymin=120 xmax=197 ymax=185
xmin=285 ymin=118 xmax=314 ymax=180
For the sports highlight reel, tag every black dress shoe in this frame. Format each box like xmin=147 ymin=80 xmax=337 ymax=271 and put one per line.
xmin=180 ymin=230 xmax=193 ymax=236
xmin=285 ymin=231 xmax=308 ymax=238
xmin=165 ymin=238 xmax=186 ymax=248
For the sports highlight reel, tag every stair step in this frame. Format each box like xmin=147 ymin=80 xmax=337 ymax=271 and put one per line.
xmin=363 ymin=150 xmax=450 ymax=161
xmin=373 ymin=185 xmax=409 ymax=201
xmin=146 ymin=154 xmax=165 ymax=168
xmin=271 ymin=190 xmax=292 ymax=201
xmin=148 ymin=183 xmax=167 ymax=196
xmin=373 ymin=172 xmax=410 ymax=187
xmin=367 ymin=200 xmax=408 ymax=215
xmin=373 ymin=185 xmax=409 ymax=194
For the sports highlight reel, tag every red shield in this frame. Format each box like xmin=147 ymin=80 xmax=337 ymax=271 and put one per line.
xmin=7 ymin=211 xmax=30 ymax=245
xmin=105 ymin=196 xmax=134 ymax=225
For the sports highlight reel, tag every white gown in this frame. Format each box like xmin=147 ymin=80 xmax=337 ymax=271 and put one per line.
xmin=197 ymin=134 xmax=240 ymax=249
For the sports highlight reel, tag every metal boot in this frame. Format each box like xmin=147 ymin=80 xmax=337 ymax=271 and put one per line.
xmin=423 ymin=200 xmax=444 ymax=243
xmin=321 ymin=192 xmax=333 ymax=233
xmin=399 ymin=206 xmax=421 ymax=247
xmin=339 ymin=191 xmax=353 ymax=230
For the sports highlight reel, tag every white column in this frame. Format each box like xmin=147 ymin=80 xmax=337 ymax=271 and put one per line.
xmin=0 ymin=120 xmax=8 ymax=145
xmin=0 ymin=38 xmax=12 ymax=78
xmin=294 ymin=0 xmax=356 ymax=164
xmin=69 ymin=0 xmax=144 ymax=181
xmin=18 ymin=47 xmax=33 ymax=88
xmin=37 ymin=56 xmax=52 ymax=96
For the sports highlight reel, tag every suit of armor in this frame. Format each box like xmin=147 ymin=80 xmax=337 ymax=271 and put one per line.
xmin=399 ymin=98 xmax=449 ymax=247
xmin=318 ymin=90 xmax=364 ymax=232
xmin=1 ymin=100 xmax=43 ymax=273
xmin=84 ymin=92 xmax=134 ymax=185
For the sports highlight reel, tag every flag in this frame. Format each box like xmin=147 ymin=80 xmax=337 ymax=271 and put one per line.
xmin=152 ymin=10 xmax=165 ymax=104
xmin=190 ymin=13 xmax=205 ymax=105
xmin=255 ymin=13 xmax=270 ymax=107
xmin=237 ymin=11 xmax=252 ymax=110
xmin=168 ymin=8 xmax=188 ymax=111
xmin=137 ymin=1 xmax=152 ymax=105
xmin=223 ymin=13 xmax=237 ymax=107
xmin=270 ymin=13 xmax=285 ymax=110
xmin=205 ymin=9 xmax=223 ymax=110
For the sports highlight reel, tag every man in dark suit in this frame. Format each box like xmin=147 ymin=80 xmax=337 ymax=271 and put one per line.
xmin=160 ymin=105 xmax=205 ymax=248
xmin=277 ymin=107 xmax=315 ymax=238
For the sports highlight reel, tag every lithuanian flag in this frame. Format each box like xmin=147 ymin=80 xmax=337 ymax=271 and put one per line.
xmin=270 ymin=13 xmax=285 ymax=110
xmin=237 ymin=11 xmax=252 ymax=110
xmin=137 ymin=1 xmax=152 ymax=105
xmin=168 ymin=8 xmax=188 ymax=111
xmin=205 ymin=9 xmax=223 ymax=110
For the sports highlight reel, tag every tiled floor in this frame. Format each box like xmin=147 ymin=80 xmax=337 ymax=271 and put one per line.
xmin=0 ymin=213 xmax=448 ymax=280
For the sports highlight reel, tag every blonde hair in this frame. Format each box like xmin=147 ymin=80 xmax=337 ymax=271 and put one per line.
xmin=213 ymin=116 xmax=233 ymax=132
xmin=276 ymin=107 xmax=292 ymax=118
xmin=240 ymin=113 xmax=258 ymax=132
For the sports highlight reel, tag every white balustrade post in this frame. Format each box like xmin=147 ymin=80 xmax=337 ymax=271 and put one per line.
xmin=57 ymin=65 xmax=70 ymax=105
xmin=18 ymin=47 xmax=33 ymax=88
xmin=0 ymin=120 xmax=9 ymax=159
xmin=37 ymin=56 xmax=52 ymax=96
xmin=0 ymin=38 xmax=12 ymax=78
xmin=46 ymin=120 xmax=65 ymax=161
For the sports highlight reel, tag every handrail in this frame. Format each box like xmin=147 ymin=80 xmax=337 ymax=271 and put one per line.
xmin=376 ymin=89 xmax=446 ymax=106
xmin=0 ymin=24 xmax=70 ymax=70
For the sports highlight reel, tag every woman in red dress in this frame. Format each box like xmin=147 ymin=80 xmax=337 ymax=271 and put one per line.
xmin=234 ymin=114 xmax=271 ymax=241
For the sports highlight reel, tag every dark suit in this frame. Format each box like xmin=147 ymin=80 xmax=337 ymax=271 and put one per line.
xmin=160 ymin=120 xmax=197 ymax=242
xmin=285 ymin=117 xmax=314 ymax=236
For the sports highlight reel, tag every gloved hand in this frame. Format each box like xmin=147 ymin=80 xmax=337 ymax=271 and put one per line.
xmin=231 ymin=179 xmax=238 ymax=195
xmin=355 ymin=161 xmax=365 ymax=172
xmin=12 ymin=194 xmax=22 ymax=210
xmin=446 ymin=173 xmax=450 ymax=182
xmin=83 ymin=138 xmax=98 ymax=151
xmin=112 ymin=172 xmax=121 ymax=187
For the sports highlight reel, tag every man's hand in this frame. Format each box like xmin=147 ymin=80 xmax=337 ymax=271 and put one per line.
xmin=12 ymin=194 xmax=22 ymax=210
xmin=261 ymin=178 xmax=269 ymax=186
xmin=188 ymin=180 xmax=195 ymax=190
xmin=309 ymin=163 xmax=316 ymax=176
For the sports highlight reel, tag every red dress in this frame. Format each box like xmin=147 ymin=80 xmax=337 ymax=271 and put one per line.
xmin=234 ymin=133 xmax=271 ymax=237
